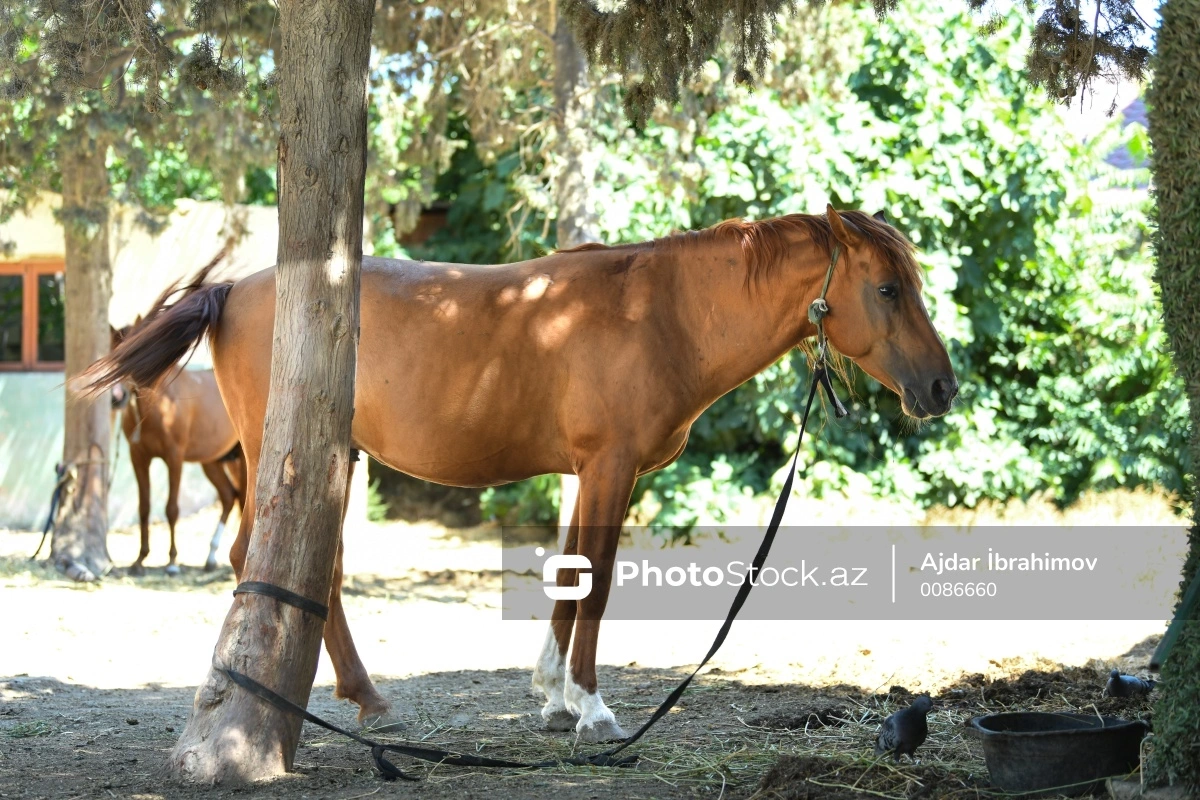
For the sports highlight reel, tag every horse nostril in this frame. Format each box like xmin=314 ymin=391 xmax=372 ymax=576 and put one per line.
xmin=931 ymin=377 xmax=958 ymax=409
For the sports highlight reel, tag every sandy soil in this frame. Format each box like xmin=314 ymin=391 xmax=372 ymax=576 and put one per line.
xmin=0 ymin=497 xmax=1178 ymax=799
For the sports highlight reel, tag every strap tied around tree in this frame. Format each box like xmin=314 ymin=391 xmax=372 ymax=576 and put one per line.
xmin=233 ymin=581 xmax=329 ymax=622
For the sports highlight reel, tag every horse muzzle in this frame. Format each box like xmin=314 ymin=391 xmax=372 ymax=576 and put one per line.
xmin=901 ymin=375 xmax=958 ymax=419
xmin=111 ymin=384 xmax=131 ymax=410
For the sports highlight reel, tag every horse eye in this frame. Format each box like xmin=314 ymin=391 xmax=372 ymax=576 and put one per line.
xmin=878 ymin=284 xmax=899 ymax=301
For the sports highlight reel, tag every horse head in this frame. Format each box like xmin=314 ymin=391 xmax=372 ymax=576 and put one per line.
xmin=820 ymin=206 xmax=957 ymax=419
xmin=108 ymin=321 xmax=140 ymax=411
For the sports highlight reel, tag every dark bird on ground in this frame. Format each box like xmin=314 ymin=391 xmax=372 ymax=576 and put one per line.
xmin=1105 ymin=668 xmax=1155 ymax=698
xmin=874 ymin=695 xmax=933 ymax=760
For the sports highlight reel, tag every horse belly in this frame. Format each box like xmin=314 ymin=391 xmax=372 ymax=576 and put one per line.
xmin=353 ymin=371 xmax=569 ymax=488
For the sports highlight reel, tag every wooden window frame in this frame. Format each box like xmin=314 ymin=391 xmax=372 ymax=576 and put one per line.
xmin=0 ymin=259 xmax=66 ymax=372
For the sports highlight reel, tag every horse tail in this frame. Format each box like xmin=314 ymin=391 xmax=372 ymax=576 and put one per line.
xmin=75 ymin=253 xmax=233 ymax=399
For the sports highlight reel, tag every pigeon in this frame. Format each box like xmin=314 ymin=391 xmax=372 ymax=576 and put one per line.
xmin=874 ymin=695 xmax=933 ymax=760
xmin=1105 ymin=668 xmax=1155 ymax=698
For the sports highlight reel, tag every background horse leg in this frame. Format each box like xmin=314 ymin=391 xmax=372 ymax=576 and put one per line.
xmin=128 ymin=447 xmax=152 ymax=576
xmin=164 ymin=455 xmax=183 ymax=576
xmin=532 ymin=494 xmax=581 ymax=731
xmin=200 ymin=460 xmax=237 ymax=572
xmin=565 ymin=458 xmax=636 ymax=743
xmin=323 ymin=457 xmax=399 ymax=730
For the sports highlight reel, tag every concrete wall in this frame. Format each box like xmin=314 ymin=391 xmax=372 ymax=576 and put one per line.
xmin=0 ymin=371 xmax=216 ymax=530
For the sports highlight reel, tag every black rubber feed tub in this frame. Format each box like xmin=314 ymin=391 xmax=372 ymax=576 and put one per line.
xmin=970 ymin=712 xmax=1148 ymax=797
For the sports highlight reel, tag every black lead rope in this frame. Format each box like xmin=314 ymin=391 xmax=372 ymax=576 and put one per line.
xmin=30 ymin=463 xmax=69 ymax=561
xmin=218 ymin=667 xmax=636 ymax=781
xmin=220 ymin=248 xmax=849 ymax=780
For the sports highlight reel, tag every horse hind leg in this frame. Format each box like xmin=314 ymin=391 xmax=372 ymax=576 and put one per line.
xmin=532 ymin=495 xmax=582 ymax=731
xmin=322 ymin=455 xmax=402 ymax=730
xmin=563 ymin=457 xmax=637 ymax=743
xmin=200 ymin=460 xmax=237 ymax=572
xmin=164 ymin=455 xmax=183 ymax=576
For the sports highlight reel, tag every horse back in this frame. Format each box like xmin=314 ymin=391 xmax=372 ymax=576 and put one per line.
xmin=213 ymin=252 xmax=695 ymax=486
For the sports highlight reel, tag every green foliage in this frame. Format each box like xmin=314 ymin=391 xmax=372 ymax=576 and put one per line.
xmin=418 ymin=1 xmax=1189 ymax=534
xmin=0 ymin=3 xmax=276 ymax=226
xmin=408 ymin=116 xmax=556 ymax=262
xmin=561 ymin=0 xmax=1152 ymax=126
xmin=1146 ymin=0 xmax=1200 ymax=788
xmin=1153 ymin=622 xmax=1200 ymax=790
xmin=366 ymin=479 xmax=388 ymax=523
xmin=480 ymin=474 xmax=561 ymax=526
xmin=563 ymin=0 xmax=801 ymax=128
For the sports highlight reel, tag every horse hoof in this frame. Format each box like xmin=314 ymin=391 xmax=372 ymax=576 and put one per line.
xmin=165 ymin=564 xmax=181 ymax=577
xmin=360 ymin=711 xmax=407 ymax=734
xmin=203 ymin=559 xmax=217 ymax=573
xmin=576 ymin=719 xmax=627 ymax=744
xmin=542 ymin=708 xmax=580 ymax=732
xmin=128 ymin=563 xmax=146 ymax=577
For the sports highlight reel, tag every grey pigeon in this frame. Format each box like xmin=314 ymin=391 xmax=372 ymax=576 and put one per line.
xmin=1105 ymin=668 xmax=1155 ymax=698
xmin=874 ymin=695 xmax=933 ymax=760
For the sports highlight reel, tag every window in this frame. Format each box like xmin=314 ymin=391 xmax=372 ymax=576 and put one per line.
xmin=0 ymin=261 xmax=66 ymax=371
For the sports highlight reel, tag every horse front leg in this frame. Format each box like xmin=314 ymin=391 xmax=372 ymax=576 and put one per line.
xmin=565 ymin=457 xmax=636 ymax=743
xmin=532 ymin=495 xmax=581 ymax=731
xmin=128 ymin=448 xmax=152 ymax=577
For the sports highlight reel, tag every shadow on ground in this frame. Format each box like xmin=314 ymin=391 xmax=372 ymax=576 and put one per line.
xmin=0 ymin=650 xmax=1159 ymax=800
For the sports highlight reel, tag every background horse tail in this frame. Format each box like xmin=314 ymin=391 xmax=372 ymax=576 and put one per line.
xmin=75 ymin=256 xmax=234 ymax=399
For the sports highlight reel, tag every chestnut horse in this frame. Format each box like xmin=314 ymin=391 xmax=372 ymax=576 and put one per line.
xmin=82 ymin=206 xmax=956 ymax=742
xmin=110 ymin=339 xmax=247 ymax=575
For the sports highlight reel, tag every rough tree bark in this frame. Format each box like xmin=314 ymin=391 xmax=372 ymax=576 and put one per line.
xmin=1147 ymin=0 xmax=1200 ymax=790
xmin=167 ymin=0 xmax=374 ymax=782
xmin=51 ymin=129 xmax=113 ymax=583
xmin=554 ymin=13 xmax=599 ymax=529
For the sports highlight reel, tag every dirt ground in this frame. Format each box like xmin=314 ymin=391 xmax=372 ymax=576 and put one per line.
xmin=0 ymin=494 xmax=1177 ymax=799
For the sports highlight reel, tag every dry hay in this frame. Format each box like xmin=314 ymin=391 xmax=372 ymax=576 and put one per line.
xmin=755 ymin=755 xmax=981 ymax=799
xmin=745 ymin=659 xmax=1157 ymax=799
xmin=316 ymin=659 xmax=1155 ymax=798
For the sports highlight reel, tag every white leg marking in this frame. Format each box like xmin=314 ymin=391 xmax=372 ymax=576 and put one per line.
xmin=564 ymin=669 xmax=626 ymax=742
xmin=206 ymin=521 xmax=225 ymax=569
xmin=531 ymin=626 xmax=576 ymax=730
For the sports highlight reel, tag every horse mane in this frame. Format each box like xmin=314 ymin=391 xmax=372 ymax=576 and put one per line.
xmin=557 ymin=211 xmax=922 ymax=289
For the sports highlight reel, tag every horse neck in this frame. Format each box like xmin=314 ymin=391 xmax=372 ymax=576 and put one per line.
xmin=671 ymin=235 xmax=825 ymax=405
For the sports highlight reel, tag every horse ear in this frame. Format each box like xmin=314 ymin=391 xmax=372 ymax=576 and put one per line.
xmin=826 ymin=204 xmax=863 ymax=249
xmin=873 ymin=210 xmax=889 ymax=224
xmin=135 ymin=314 xmax=144 ymax=325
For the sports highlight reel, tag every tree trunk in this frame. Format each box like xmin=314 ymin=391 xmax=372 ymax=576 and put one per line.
xmin=167 ymin=0 xmax=374 ymax=783
xmin=1147 ymin=0 xmax=1200 ymax=790
xmin=51 ymin=130 xmax=113 ymax=583
xmin=554 ymin=13 xmax=599 ymax=529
